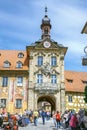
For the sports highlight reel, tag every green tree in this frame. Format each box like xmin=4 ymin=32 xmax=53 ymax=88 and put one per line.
xmin=84 ymin=85 xmax=87 ymax=103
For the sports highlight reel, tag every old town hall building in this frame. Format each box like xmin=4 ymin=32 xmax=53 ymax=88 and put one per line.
xmin=0 ymin=8 xmax=87 ymax=114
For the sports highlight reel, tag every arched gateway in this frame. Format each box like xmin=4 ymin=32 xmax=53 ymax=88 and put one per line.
xmin=27 ymin=7 xmax=67 ymax=114
xmin=37 ymin=95 xmax=56 ymax=112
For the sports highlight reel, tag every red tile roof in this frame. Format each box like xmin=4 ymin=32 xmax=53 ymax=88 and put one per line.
xmin=0 ymin=50 xmax=28 ymax=70
xmin=65 ymin=70 xmax=87 ymax=92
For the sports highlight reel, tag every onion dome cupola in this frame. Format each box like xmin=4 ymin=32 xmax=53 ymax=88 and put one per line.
xmin=40 ymin=7 xmax=52 ymax=39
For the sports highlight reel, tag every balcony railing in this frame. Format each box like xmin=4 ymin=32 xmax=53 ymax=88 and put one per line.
xmin=34 ymin=82 xmax=60 ymax=94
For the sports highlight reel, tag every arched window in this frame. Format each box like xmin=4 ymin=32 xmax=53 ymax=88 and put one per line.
xmin=44 ymin=28 xmax=48 ymax=34
xmin=16 ymin=61 xmax=23 ymax=68
xmin=4 ymin=60 xmax=11 ymax=68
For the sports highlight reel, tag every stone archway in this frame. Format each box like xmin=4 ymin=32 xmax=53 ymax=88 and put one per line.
xmin=37 ymin=95 xmax=56 ymax=113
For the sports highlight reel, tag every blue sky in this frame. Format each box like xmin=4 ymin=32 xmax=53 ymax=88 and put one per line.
xmin=0 ymin=0 xmax=87 ymax=72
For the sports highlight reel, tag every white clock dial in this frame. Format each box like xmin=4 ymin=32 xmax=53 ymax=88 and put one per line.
xmin=43 ymin=41 xmax=51 ymax=48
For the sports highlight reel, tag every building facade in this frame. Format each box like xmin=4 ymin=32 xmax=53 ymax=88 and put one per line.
xmin=0 ymin=8 xmax=87 ymax=114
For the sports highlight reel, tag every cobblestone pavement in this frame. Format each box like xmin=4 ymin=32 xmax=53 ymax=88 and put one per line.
xmin=19 ymin=118 xmax=70 ymax=130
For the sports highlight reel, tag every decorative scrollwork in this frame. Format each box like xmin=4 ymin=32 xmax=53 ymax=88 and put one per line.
xmin=41 ymin=62 xmax=53 ymax=76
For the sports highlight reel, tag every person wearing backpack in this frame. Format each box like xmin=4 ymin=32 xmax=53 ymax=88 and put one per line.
xmin=56 ymin=111 xmax=61 ymax=129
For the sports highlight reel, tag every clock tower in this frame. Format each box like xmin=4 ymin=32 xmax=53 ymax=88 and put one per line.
xmin=41 ymin=7 xmax=51 ymax=39
xmin=27 ymin=7 xmax=68 ymax=114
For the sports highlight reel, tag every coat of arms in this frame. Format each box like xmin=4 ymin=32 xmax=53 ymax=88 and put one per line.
xmin=41 ymin=62 xmax=52 ymax=76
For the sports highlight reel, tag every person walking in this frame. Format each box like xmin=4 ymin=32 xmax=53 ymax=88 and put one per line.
xmin=55 ymin=111 xmax=61 ymax=129
xmin=52 ymin=111 xmax=56 ymax=127
xmin=69 ymin=112 xmax=78 ymax=130
xmin=83 ymin=110 xmax=87 ymax=130
xmin=33 ymin=110 xmax=39 ymax=126
xmin=41 ymin=109 xmax=46 ymax=125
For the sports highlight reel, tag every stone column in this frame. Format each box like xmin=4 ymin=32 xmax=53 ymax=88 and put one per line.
xmin=34 ymin=93 xmax=37 ymax=110
xmin=28 ymin=87 xmax=34 ymax=110
xmin=60 ymin=87 xmax=65 ymax=113
xmin=56 ymin=92 xmax=60 ymax=112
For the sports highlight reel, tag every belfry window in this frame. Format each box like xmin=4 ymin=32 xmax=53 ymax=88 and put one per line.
xmin=38 ymin=56 xmax=43 ymax=66
xmin=44 ymin=28 xmax=48 ymax=34
xmin=37 ymin=74 xmax=43 ymax=83
xmin=51 ymin=56 xmax=57 ymax=66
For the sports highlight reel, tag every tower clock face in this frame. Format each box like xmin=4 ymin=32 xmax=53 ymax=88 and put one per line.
xmin=43 ymin=41 xmax=51 ymax=48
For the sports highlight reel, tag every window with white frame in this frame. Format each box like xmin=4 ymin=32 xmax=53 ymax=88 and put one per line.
xmin=16 ymin=99 xmax=22 ymax=109
xmin=68 ymin=95 xmax=73 ymax=102
xmin=17 ymin=76 xmax=23 ymax=86
xmin=38 ymin=56 xmax=43 ymax=66
xmin=37 ymin=74 xmax=43 ymax=83
xmin=51 ymin=75 xmax=57 ymax=84
xmin=51 ymin=56 xmax=57 ymax=66
xmin=18 ymin=53 xmax=24 ymax=58
xmin=2 ymin=77 xmax=8 ymax=87
xmin=0 ymin=99 xmax=6 ymax=108
xmin=16 ymin=61 xmax=23 ymax=68
xmin=4 ymin=61 xmax=11 ymax=68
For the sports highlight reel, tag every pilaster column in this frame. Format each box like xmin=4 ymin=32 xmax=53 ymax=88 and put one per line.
xmin=28 ymin=88 xmax=34 ymax=110
xmin=60 ymin=88 xmax=65 ymax=113
xmin=56 ymin=92 xmax=60 ymax=112
xmin=34 ymin=93 xmax=38 ymax=110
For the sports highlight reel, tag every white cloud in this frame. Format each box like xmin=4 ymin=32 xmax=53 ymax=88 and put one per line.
xmin=0 ymin=0 xmax=87 ymax=71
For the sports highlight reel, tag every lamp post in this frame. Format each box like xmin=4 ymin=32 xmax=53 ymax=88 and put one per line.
xmin=82 ymin=46 xmax=87 ymax=66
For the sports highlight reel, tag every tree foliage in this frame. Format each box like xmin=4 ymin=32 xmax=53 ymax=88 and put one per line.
xmin=84 ymin=85 xmax=87 ymax=103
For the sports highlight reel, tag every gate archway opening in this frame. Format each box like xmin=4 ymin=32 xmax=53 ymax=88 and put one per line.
xmin=37 ymin=95 xmax=56 ymax=114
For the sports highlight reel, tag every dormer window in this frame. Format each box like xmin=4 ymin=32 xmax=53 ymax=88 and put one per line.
xmin=82 ymin=80 xmax=87 ymax=85
xmin=4 ymin=61 xmax=11 ymax=68
xmin=67 ymin=79 xmax=73 ymax=83
xmin=18 ymin=53 xmax=24 ymax=58
xmin=16 ymin=61 xmax=23 ymax=68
